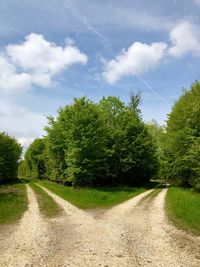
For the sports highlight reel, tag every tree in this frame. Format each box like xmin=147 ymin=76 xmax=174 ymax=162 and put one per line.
xmin=25 ymin=95 xmax=159 ymax=187
xmin=25 ymin=138 xmax=46 ymax=180
xmin=99 ymin=94 xmax=158 ymax=185
xmin=0 ymin=132 xmax=22 ymax=183
xmin=60 ymin=97 xmax=107 ymax=186
xmin=165 ymin=81 xmax=200 ymax=186
xmin=146 ymin=120 xmax=168 ymax=180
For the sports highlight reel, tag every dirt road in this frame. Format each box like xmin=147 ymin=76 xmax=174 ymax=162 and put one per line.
xmin=0 ymin=185 xmax=200 ymax=267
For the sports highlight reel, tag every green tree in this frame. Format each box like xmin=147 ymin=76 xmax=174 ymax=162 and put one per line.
xmin=0 ymin=132 xmax=22 ymax=183
xmin=99 ymin=94 xmax=158 ymax=185
xmin=25 ymin=138 xmax=46 ymax=180
xmin=63 ymin=97 xmax=107 ymax=186
xmin=146 ymin=120 xmax=168 ymax=180
xmin=165 ymin=81 xmax=200 ymax=186
xmin=26 ymin=95 xmax=159 ymax=187
xmin=18 ymin=160 xmax=28 ymax=179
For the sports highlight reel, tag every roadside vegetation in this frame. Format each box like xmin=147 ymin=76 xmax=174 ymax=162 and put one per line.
xmin=30 ymin=183 xmax=62 ymax=217
xmin=38 ymin=180 xmax=148 ymax=209
xmin=20 ymin=93 xmax=158 ymax=187
xmin=166 ymin=187 xmax=200 ymax=235
xmin=148 ymin=81 xmax=200 ymax=234
xmin=0 ymin=132 xmax=22 ymax=183
xmin=0 ymin=183 xmax=28 ymax=224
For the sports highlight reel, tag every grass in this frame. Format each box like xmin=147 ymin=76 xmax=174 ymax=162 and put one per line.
xmin=38 ymin=180 xmax=148 ymax=209
xmin=166 ymin=186 xmax=200 ymax=235
xmin=0 ymin=183 xmax=28 ymax=224
xmin=29 ymin=183 xmax=62 ymax=218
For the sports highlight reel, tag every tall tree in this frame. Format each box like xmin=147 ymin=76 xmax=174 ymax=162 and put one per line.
xmin=25 ymin=95 xmax=159 ymax=187
xmin=146 ymin=120 xmax=168 ymax=180
xmin=165 ymin=81 xmax=200 ymax=186
xmin=25 ymin=138 xmax=46 ymax=180
xmin=0 ymin=132 xmax=22 ymax=183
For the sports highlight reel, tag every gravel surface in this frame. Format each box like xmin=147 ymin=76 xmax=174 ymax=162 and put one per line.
xmin=0 ymin=185 xmax=200 ymax=267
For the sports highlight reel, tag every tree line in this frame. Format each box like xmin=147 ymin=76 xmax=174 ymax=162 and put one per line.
xmin=21 ymin=94 xmax=158 ymax=186
xmin=0 ymin=132 xmax=22 ymax=183
xmin=147 ymin=81 xmax=200 ymax=188
xmin=1 ymin=81 xmax=200 ymax=188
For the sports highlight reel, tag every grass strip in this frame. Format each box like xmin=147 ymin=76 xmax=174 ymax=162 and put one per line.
xmin=166 ymin=186 xmax=200 ymax=235
xmin=0 ymin=183 xmax=28 ymax=224
xmin=38 ymin=180 xmax=148 ymax=209
xmin=138 ymin=188 xmax=162 ymax=204
xmin=30 ymin=183 xmax=62 ymax=218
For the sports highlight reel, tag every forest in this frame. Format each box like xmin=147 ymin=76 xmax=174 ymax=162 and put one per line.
xmin=0 ymin=81 xmax=199 ymax=189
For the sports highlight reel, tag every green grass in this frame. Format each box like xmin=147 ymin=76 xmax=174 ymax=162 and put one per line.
xmin=166 ymin=187 xmax=200 ymax=235
xmin=0 ymin=184 xmax=28 ymax=224
xmin=38 ymin=180 xmax=148 ymax=209
xmin=30 ymin=183 xmax=62 ymax=218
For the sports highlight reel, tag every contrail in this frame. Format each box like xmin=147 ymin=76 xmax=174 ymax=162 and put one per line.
xmin=64 ymin=0 xmax=112 ymax=50
xmin=135 ymin=74 xmax=169 ymax=105
xmin=64 ymin=1 xmax=169 ymax=105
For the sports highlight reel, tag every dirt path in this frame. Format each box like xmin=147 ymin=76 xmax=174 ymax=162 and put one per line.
xmin=0 ymin=185 xmax=200 ymax=267
xmin=0 ymin=185 xmax=74 ymax=267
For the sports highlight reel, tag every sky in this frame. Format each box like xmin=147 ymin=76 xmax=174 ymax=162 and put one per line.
xmin=0 ymin=0 xmax=200 ymax=150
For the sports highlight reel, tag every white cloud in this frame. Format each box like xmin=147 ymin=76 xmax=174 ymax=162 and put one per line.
xmin=0 ymin=33 xmax=88 ymax=93
xmin=0 ymin=56 xmax=32 ymax=93
xmin=168 ymin=21 xmax=200 ymax=57
xmin=194 ymin=0 xmax=200 ymax=6
xmin=0 ymin=100 xmax=46 ymax=150
xmin=6 ymin=33 xmax=88 ymax=74
xmin=103 ymin=21 xmax=200 ymax=84
xmin=103 ymin=42 xmax=167 ymax=84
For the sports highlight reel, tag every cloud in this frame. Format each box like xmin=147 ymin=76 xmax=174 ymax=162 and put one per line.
xmin=168 ymin=21 xmax=200 ymax=57
xmin=0 ymin=56 xmax=32 ymax=93
xmin=6 ymin=33 xmax=88 ymax=74
xmin=103 ymin=21 xmax=200 ymax=85
xmin=0 ymin=100 xmax=46 ymax=149
xmin=0 ymin=33 xmax=88 ymax=93
xmin=103 ymin=42 xmax=167 ymax=84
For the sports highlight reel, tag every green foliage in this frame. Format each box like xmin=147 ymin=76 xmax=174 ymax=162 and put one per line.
xmin=25 ymin=95 xmax=158 ymax=186
xmin=18 ymin=160 xmax=29 ymax=180
xmin=0 ymin=184 xmax=28 ymax=224
xmin=0 ymin=132 xmax=22 ymax=183
xmin=39 ymin=180 xmax=147 ymax=209
xmin=165 ymin=81 xmax=200 ymax=186
xmin=99 ymin=95 xmax=158 ymax=185
xmin=25 ymin=138 xmax=46 ymax=180
xmin=146 ymin=120 xmax=168 ymax=179
xmin=30 ymin=183 xmax=62 ymax=217
xmin=166 ymin=187 xmax=200 ymax=235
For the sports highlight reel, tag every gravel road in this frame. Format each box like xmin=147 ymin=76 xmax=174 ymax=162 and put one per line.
xmin=0 ymin=185 xmax=199 ymax=267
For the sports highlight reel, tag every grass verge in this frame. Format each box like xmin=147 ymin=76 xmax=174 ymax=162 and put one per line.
xmin=166 ymin=186 xmax=200 ymax=235
xmin=38 ymin=180 xmax=148 ymax=209
xmin=30 ymin=183 xmax=62 ymax=218
xmin=0 ymin=184 xmax=28 ymax=224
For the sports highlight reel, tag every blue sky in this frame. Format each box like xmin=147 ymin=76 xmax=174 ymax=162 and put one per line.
xmin=0 ymin=0 xmax=200 ymax=149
